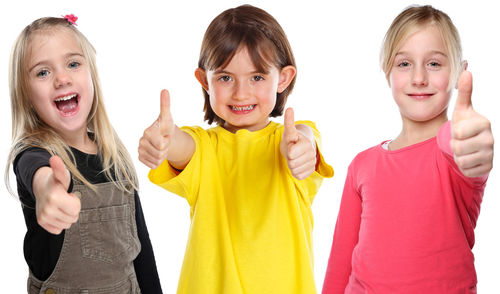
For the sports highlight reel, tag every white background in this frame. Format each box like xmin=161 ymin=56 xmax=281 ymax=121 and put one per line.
xmin=0 ymin=0 xmax=498 ymax=292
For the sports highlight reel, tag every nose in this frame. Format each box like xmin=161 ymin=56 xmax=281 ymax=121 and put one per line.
xmin=54 ymin=70 xmax=72 ymax=89
xmin=233 ymin=80 xmax=250 ymax=101
xmin=411 ymin=65 xmax=428 ymax=87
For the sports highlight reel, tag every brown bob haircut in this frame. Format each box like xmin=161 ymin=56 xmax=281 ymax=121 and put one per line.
xmin=198 ymin=4 xmax=296 ymax=125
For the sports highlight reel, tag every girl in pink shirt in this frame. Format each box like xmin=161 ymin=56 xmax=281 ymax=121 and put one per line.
xmin=322 ymin=5 xmax=494 ymax=294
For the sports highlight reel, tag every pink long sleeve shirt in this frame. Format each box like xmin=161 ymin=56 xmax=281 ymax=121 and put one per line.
xmin=322 ymin=122 xmax=487 ymax=294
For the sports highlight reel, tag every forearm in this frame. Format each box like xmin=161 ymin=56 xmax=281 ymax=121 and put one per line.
xmin=296 ymin=124 xmax=317 ymax=155
xmin=296 ymin=124 xmax=315 ymax=145
xmin=166 ymin=126 xmax=195 ymax=170
xmin=32 ymin=167 xmax=52 ymax=201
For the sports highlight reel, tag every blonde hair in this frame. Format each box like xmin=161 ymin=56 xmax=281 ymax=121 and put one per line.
xmin=380 ymin=5 xmax=462 ymax=89
xmin=6 ymin=17 xmax=138 ymax=195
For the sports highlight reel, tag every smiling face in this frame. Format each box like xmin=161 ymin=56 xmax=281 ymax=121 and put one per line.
xmin=27 ymin=27 xmax=94 ymax=141
xmin=389 ymin=25 xmax=452 ymax=124
xmin=196 ymin=47 xmax=295 ymax=133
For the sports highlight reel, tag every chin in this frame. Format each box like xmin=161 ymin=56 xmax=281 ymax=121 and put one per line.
xmin=406 ymin=111 xmax=447 ymax=123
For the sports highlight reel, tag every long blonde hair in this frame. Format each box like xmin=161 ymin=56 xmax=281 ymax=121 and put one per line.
xmin=6 ymin=17 xmax=138 ymax=195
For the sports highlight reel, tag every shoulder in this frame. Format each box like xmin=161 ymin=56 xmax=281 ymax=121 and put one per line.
xmin=180 ymin=125 xmax=207 ymax=134
xmin=14 ymin=147 xmax=51 ymax=170
xmin=13 ymin=147 xmax=52 ymax=200
xmin=351 ymin=143 xmax=382 ymax=165
xmin=272 ymin=120 xmax=319 ymax=131
xmin=295 ymin=120 xmax=318 ymax=129
xmin=180 ymin=125 xmax=213 ymax=141
xmin=294 ymin=120 xmax=320 ymax=135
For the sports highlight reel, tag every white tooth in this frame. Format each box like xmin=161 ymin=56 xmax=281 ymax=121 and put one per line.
xmin=232 ymin=105 xmax=255 ymax=111
xmin=55 ymin=94 xmax=77 ymax=102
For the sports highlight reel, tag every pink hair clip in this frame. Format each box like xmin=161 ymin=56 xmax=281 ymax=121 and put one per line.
xmin=62 ymin=14 xmax=78 ymax=25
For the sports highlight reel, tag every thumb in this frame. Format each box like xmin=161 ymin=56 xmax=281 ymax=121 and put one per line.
xmin=49 ymin=155 xmax=70 ymax=190
xmin=453 ymin=70 xmax=473 ymax=116
xmin=283 ymin=108 xmax=299 ymax=144
xmin=158 ymin=89 xmax=173 ymax=135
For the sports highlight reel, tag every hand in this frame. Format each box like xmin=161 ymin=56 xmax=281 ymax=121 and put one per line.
xmin=280 ymin=108 xmax=317 ymax=180
xmin=451 ymin=70 xmax=494 ymax=177
xmin=34 ymin=156 xmax=81 ymax=235
xmin=138 ymin=89 xmax=176 ymax=169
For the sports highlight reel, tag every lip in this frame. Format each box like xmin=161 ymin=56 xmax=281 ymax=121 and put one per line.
xmin=407 ymin=93 xmax=434 ymax=100
xmin=228 ymin=104 xmax=256 ymax=115
xmin=53 ymin=92 xmax=80 ymax=117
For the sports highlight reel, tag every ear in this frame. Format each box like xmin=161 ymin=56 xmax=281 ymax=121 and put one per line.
xmin=461 ymin=60 xmax=468 ymax=72
xmin=277 ymin=65 xmax=296 ymax=93
xmin=194 ymin=68 xmax=209 ymax=92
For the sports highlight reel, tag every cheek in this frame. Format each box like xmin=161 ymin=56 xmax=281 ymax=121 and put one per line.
xmin=28 ymin=91 xmax=51 ymax=124
xmin=389 ymin=71 xmax=406 ymax=92
xmin=389 ymin=74 xmax=406 ymax=104
xmin=431 ymin=73 xmax=450 ymax=92
xmin=86 ymin=71 xmax=94 ymax=94
xmin=28 ymin=83 xmax=48 ymax=109
xmin=258 ymin=82 xmax=279 ymax=104
xmin=208 ymin=83 xmax=224 ymax=106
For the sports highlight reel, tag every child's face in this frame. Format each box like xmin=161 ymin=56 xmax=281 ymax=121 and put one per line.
xmin=389 ymin=25 xmax=451 ymax=123
xmin=27 ymin=28 xmax=94 ymax=141
xmin=200 ymin=47 xmax=289 ymax=133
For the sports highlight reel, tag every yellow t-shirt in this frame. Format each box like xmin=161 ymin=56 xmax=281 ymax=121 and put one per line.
xmin=149 ymin=121 xmax=333 ymax=294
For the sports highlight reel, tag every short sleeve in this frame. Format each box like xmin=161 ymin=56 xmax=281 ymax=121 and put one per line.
xmin=148 ymin=126 xmax=206 ymax=207
xmin=293 ymin=120 xmax=333 ymax=202
xmin=296 ymin=120 xmax=334 ymax=178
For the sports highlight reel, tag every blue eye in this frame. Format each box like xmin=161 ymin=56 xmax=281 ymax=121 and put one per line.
xmin=36 ymin=69 xmax=49 ymax=77
xmin=68 ymin=61 xmax=80 ymax=69
xmin=428 ymin=61 xmax=440 ymax=67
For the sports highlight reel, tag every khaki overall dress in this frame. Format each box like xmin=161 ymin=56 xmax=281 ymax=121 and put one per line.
xmin=27 ymin=181 xmax=142 ymax=294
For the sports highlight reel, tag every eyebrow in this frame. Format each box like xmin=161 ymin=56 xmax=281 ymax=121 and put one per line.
xmin=29 ymin=52 xmax=85 ymax=73
xmin=395 ymin=50 xmax=447 ymax=58
xmin=213 ymin=69 xmax=269 ymax=75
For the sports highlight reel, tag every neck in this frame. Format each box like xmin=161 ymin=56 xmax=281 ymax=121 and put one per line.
xmin=61 ymin=130 xmax=97 ymax=154
xmin=389 ymin=111 xmax=448 ymax=150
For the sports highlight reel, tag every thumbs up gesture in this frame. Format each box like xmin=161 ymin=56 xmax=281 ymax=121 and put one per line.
xmin=139 ymin=90 xmax=176 ymax=169
xmin=451 ymin=70 xmax=494 ymax=178
xmin=33 ymin=155 xmax=81 ymax=235
xmin=280 ymin=108 xmax=318 ymax=180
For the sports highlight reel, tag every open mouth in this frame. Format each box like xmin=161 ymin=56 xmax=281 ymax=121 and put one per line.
xmin=229 ymin=104 xmax=256 ymax=112
xmin=54 ymin=93 xmax=79 ymax=114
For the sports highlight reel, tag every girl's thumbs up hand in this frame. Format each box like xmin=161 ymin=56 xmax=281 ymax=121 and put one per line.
xmin=451 ymin=70 xmax=494 ymax=177
xmin=139 ymin=90 xmax=176 ymax=169
xmin=33 ymin=155 xmax=81 ymax=235
xmin=281 ymin=108 xmax=317 ymax=180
